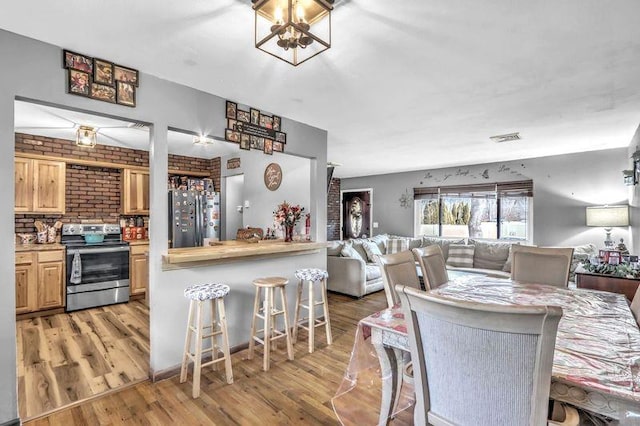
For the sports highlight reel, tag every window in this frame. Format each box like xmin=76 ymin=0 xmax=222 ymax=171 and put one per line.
xmin=414 ymin=181 xmax=532 ymax=240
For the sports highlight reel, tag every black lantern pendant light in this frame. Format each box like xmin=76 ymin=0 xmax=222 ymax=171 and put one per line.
xmin=252 ymin=0 xmax=333 ymax=66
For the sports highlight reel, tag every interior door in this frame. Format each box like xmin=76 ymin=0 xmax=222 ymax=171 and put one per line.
xmin=341 ymin=190 xmax=372 ymax=239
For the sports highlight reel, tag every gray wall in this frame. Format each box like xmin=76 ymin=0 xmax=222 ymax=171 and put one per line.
xmin=628 ymin=125 xmax=640 ymax=255
xmin=341 ymin=148 xmax=632 ymax=250
xmin=0 ymin=29 xmax=327 ymax=423
xmin=241 ymin=150 xmax=311 ymax=234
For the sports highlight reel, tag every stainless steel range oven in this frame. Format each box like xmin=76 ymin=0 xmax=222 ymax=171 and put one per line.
xmin=62 ymin=224 xmax=130 ymax=312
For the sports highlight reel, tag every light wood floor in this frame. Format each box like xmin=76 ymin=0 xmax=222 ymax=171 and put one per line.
xmin=17 ymin=300 xmax=150 ymax=420
xmin=23 ymin=291 xmax=413 ymax=425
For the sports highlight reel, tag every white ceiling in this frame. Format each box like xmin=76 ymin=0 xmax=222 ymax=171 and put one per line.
xmin=14 ymin=101 xmax=240 ymax=159
xmin=3 ymin=0 xmax=640 ymax=177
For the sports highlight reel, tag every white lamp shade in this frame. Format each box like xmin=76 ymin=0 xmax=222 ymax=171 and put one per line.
xmin=586 ymin=205 xmax=629 ymax=227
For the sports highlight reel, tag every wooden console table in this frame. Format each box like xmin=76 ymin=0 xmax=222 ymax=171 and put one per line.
xmin=575 ymin=272 xmax=640 ymax=302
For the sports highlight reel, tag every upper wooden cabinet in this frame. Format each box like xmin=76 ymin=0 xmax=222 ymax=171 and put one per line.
xmin=122 ymin=169 xmax=149 ymax=215
xmin=15 ymin=157 xmax=65 ymax=214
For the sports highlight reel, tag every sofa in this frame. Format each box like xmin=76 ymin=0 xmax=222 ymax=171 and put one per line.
xmin=326 ymin=234 xmax=597 ymax=298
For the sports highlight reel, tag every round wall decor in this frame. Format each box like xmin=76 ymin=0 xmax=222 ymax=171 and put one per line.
xmin=264 ymin=163 xmax=282 ymax=191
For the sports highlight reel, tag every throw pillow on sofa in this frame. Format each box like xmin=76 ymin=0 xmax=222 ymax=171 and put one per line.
xmin=327 ymin=241 xmax=345 ymax=256
xmin=340 ymin=243 xmax=366 ymax=262
xmin=422 ymin=237 xmax=466 ymax=261
xmin=469 ymin=239 xmax=512 ymax=270
xmin=349 ymin=239 xmax=370 ymax=262
xmin=447 ymin=244 xmax=475 ymax=268
xmin=362 ymin=240 xmax=383 ymax=263
xmin=387 ymin=238 xmax=409 ymax=254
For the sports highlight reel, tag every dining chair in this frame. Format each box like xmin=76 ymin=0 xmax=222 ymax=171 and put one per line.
xmin=377 ymin=251 xmax=422 ymax=308
xmin=396 ymin=284 xmax=564 ymax=426
xmin=630 ymin=286 xmax=640 ymax=325
xmin=412 ymin=246 xmax=449 ymax=290
xmin=511 ymin=245 xmax=574 ymax=288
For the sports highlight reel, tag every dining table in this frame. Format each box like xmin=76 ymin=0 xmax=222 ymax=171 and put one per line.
xmin=332 ymin=274 xmax=640 ymax=425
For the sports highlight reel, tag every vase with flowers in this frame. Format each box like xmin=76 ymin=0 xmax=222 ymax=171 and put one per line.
xmin=273 ymin=201 xmax=304 ymax=242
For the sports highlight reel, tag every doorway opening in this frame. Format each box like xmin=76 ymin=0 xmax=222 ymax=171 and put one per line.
xmin=13 ymin=99 xmax=151 ymax=420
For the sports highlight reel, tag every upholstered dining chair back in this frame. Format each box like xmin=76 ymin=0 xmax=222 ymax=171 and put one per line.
xmin=631 ymin=286 xmax=640 ymax=325
xmin=378 ymin=251 xmax=421 ymax=308
xmin=511 ymin=245 xmax=574 ymax=288
xmin=412 ymin=246 xmax=449 ymax=290
xmin=396 ymin=285 xmax=563 ymax=426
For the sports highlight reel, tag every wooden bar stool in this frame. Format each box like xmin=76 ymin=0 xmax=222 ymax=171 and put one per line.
xmin=248 ymin=277 xmax=294 ymax=371
xmin=292 ymin=268 xmax=332 ymax=353
xmin=180 ymin=283 xmax=233 ymax=398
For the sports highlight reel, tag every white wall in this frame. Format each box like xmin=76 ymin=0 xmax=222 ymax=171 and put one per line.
xmin=0 ymin=29 xmax=327 ymax=423
xmin=342 ymin=148 xmax=632 ymax=250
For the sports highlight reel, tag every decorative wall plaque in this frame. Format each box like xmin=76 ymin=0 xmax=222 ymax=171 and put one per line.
xmin=227 ymin=157 xmax=241 ymax=170
xmin=264 ymin=163 xmax=282 ymax=191
xmin=225 ymin=100 xmax=286 ymax=155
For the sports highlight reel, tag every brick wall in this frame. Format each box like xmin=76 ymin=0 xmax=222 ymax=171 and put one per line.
xmin=14 ymin=133 xmax=221 ymax=234
xmin=327 ymin=177 xmax=341 ymax=240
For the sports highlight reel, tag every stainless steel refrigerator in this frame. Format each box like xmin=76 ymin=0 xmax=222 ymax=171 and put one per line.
xmin=169 ymin=189 xmax=219 ymax=248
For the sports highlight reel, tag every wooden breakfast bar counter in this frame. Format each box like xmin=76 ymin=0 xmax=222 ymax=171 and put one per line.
xmin=162 ymin=240 xmax=328 ymax=269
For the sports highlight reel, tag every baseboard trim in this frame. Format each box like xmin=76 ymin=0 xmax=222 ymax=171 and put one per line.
xmin=151 ymin=342 xmax=249 ymax=382
xmin=0 ymin=418 xmax=21 ymax=426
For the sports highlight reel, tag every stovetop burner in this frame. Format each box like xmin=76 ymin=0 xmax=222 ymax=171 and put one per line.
xmin=63 ymin=240 xmax=129 ymax=249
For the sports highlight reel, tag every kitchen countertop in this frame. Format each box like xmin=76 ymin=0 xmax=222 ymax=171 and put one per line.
xmin=162 ymin=240 xmax=327 ymax=269
xmin=15 ymin=243 xmax=65 ymax=252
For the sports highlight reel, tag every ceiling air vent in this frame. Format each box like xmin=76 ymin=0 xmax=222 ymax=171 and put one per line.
xmin=490 ymin=132 xmax=521 ymax=143
xmin=127 ymin=122 xmax=148 ymax=130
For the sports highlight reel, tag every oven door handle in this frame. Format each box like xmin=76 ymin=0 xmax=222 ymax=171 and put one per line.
xmin=67 ymin=247 xmax=130 ymax=255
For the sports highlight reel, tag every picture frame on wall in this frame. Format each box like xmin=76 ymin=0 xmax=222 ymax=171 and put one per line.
xmin=237 ymin=110 xmax=250 ymax=123
xmin=226 ymin=101 xmax=237 ymax=119
xmin=264 ymin=139 xmax=273 ymax=155
xmin=273 ymin=141 xmax=284 ymax=152
xmin=260 ymin=114 xmax=273 ymax=129
xmin=240 ymin=134 xmax=251 ymax=150
xmin=63 ymin=50 xmax=93 ymax=73
xmin=273 ymin=115 xmax=281 ymax=131
xmin=68 ymin=69 xmax=90 ymax=97
xmin=116 ymin=81 xmax=136 ymax=107
xmin=340 ymin=189 xmax=373 ymax=240
xmin=93 ymin=58 xmax=114 ymax=86
xmin=114 ymin=65 xmax=139 ymax=86
xmin=228 ymin=119 xmax=238 ymax=131
xmin=90 ymin=83 xmax=116 ymax=103
xmin=275 ymin=132 xmax=286 ymax=144
xmin=225 ymin=129 xmax=241 ymax=143
xmin=250 ymin=108 xmax=260 ymax=125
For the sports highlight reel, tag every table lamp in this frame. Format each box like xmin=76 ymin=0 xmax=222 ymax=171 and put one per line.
xmin=586 ymin=205 xmax=629 ymax=248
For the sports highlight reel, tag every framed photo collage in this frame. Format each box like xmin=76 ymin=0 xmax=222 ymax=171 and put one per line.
xmin=224 ymin=100 xmax=286 ymax=155
xmin=64 ymin=49 xmax=139 ymax=107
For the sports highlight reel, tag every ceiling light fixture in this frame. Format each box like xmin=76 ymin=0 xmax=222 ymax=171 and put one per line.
xmin=76 ymin=125 xmax=97 ymax=148
xmin=490 ymin=132 xmax=521 ymax=143
xmin=193 ymin=135 xmax=214 ymax=145
xmin=252 ymin=0 xmax=333 ymax=66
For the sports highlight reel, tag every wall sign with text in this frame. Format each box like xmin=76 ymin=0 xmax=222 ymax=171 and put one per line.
xmin=264 ymin=163 xmax=283 ymax=191
xmin=225 ymin=100 xmax=286 ymax=155
xmin=63 ymin=49 xmax=139 ymax=107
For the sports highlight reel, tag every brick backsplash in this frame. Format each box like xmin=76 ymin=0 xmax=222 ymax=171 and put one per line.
xmin=327 ymin=177 xmax=341 ymax=241
xmin=14 ymin=133 xmax=221 ymax=234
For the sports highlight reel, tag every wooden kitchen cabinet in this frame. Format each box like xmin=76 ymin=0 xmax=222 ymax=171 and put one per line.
xmin=130 ymin=243 xmax=149 ymax=297
xmin=122 ymin=169 xmax=149 ymax=215
xmin=15 ymin=156 xmax=66 ymax=214
xmin=15 ymin=252 xmax=36 ymax=314
xmin=15 ymin=249 xmax=65 ymax=316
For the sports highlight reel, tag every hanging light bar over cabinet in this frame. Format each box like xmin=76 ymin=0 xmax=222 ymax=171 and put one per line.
xmin=253 ymin=0 xmax=333 ymax=66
